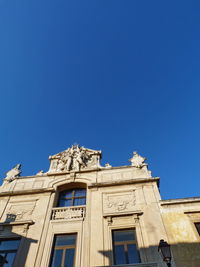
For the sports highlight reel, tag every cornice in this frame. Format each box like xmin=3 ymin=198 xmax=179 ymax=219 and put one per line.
xmin=160 ymin=197 xmax=200 ymax=206
xmin=88 ymin=177 xmax=159 ymax=188
xmin=0 ymin=187 xmax=55 ymax=197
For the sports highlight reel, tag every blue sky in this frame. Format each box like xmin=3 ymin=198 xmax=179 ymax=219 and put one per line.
xmin=0 ymin=1 xmax=200 ymax=199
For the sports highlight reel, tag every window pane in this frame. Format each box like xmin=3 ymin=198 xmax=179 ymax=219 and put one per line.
xmin=59 ymin=199 xmax=72 ymax=207
xmin=113 ymin=230 xmax=135 ymax=242
xmin=195 ymin=223 xmax=200 ymax=235
xmin=74 ymin=198 xmax=86 ymax=206
xmin=64 ymin=248 xmax=75 ymax=267
xmin=4 ymin=252 xmax=16 ymax=267
xmin=0 ymin=239 xmax=20 ymax=250
xmin=55 ymin=235 xmax=76 ymax=247
xmin=0 ymin=253 xmax=7 ymax=265
xmin=74 ymin=189 xmax=86 ymax=197
xmin=114 ymin=245 xmax=126 ymax=264
xmin=127 ymin=244 xmax=141 ymax=264
xmin=61 ymin=191 xmax=73 ymax=198
xmin=51 ymin=249 xmax=62 ymax=267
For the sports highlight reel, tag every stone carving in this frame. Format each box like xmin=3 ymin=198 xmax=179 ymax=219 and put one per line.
xmin=48 ymin=145 xmax=101 ymax=172
xmin=5 ymin=202 xmax=36 ymax=222
xmin=51 ymin=207 xmax=86 ymax=220
xmin=36 ymin=170 xmax=44 ymax=175
xmin=4 ymin=164 xmax=21 ymax=183
xmin=105 ymin=163 xmax=112 ymax=168
xmin=129 ymin=152 xmax=147 ymax=168
xmin=103 ymin=191 xmax=136 ymax=214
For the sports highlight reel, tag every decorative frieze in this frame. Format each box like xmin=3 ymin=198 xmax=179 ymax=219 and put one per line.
xmin=3 ymin=200 xmax=37 ymax=223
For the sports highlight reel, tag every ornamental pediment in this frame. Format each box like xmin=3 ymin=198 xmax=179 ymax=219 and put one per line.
xmin=48 ymin=145 xmax=102 ymax=173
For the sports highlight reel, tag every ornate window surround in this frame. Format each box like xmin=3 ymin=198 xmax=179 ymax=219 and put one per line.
xmin=46 ymin=229 xmax=82 ymax=267
xmin=103 ymin=212 xmax=146 ymax=265
xmin=49 ymin=233 xmax=77 ymax=267
xmin=112 ymin=228 xmax=141 ymax=265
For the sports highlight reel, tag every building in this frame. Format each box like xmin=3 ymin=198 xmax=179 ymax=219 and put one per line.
xmin=0 ymin=145 xmax=199 ymax=267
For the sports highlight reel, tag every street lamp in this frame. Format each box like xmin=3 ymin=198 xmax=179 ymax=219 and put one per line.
xmin=158 ymin=239 xmax=172 ymax=267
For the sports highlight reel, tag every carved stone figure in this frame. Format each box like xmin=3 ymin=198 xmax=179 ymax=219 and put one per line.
xmin=4 ymin=164 xmax=21 ymax=183
xmin=105 ymin=163 xmax=112 ymax=168
xmin=129 ymin=152 xmax=147 ymax=168
xmin=48 ymin=145 xmax=101 ymax=172
xmin=36 ymin=170 xmax=44 ymax=175
xmin=65 ymin=147 xmax=73 ymax=171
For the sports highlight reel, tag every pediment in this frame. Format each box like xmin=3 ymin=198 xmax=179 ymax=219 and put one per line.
xmin=48 ymin=145 xmax=102 ymax=173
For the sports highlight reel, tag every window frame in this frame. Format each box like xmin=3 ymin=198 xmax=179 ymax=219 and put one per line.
xmin=112 ymin=228 xmax=141 ymax=265
xmin=49 ymin=233 xmax=77 ymax=267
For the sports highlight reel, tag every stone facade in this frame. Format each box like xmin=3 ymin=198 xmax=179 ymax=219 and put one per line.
xmin=0 ymin=145 xmax=199 ymax=267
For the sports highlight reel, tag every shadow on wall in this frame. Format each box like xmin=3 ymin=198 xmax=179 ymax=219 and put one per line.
xmin=97 ymin=241 xmax=200 ymax=267
xmin=0 ymin=214 xmax=38 ymax=267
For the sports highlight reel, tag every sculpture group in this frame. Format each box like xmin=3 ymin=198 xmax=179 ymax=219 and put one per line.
xmin=49 ymin=145 xmax=102 ymax=172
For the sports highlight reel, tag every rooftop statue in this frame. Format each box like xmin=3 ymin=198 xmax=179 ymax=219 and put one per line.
xmin=4 ymin=164 xmax=21 ymax=183
xmin=129 ymin=152 xmax=147 ymax=168
xmin=48 ymin=145 xmax=101 ymax=172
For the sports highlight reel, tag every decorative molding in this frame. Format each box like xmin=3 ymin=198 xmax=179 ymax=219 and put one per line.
xmin=184 ymin=211 xmax=200 ymax=221
xmin=0 ymin=187 xmax=55 ymax=196
xmin=161 ymin=197 xmax=200 ymax=206
xmin=104 ymin=211 xmax=143 ymax=225
xmin=0 ymin=220 xmax=34 ymax=234
xmin=88 ymin=177 xmax=159 ymax=189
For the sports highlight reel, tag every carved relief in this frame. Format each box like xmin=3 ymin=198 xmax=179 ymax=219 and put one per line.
xmin=48 ymin=145 xmax=102 ymax=172
xmin=4 ymin=201 xmax=37 ymax=222
xmin=103 ymin=191 xmax=136 ymax=214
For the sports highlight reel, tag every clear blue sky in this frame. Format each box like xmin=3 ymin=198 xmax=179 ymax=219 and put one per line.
xmin=0 ymin=0 xmax=200 ymax=200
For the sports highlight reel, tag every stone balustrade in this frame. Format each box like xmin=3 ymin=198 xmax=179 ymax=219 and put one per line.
xmin=51 ymin=206 xmax=86 ymax=220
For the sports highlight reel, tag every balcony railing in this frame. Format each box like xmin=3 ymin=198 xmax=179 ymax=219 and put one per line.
xmin=51 ymin=206 xmax=86 ymax=221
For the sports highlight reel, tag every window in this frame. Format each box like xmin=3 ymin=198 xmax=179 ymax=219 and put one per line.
xmin=50 ymin=234 xmax=77 ymax=267
xmin=195 ymin=223 xmax=200 ymax=236
xmin=0 ymin=239 xmax=20 ymax=267
xmin=58 ymin=188 xmax=86 ymax=207
xmin=112 ymin=229 xmax=141 ymax=265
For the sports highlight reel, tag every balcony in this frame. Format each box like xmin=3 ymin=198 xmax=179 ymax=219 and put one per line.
xmin=51 ymin=206 xmax=86 ymax=221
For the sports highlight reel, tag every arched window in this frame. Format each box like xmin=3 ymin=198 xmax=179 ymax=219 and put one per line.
xmin=58 ymin=188 xmax=86 ymax=207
